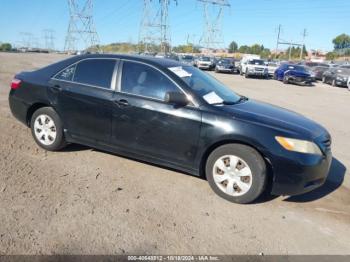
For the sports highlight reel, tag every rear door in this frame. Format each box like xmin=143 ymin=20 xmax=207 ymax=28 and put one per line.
xmin=111 ymin=60 xmax=202 ymax=168
xmin=49 ymin=58 xmax=118 ymax=144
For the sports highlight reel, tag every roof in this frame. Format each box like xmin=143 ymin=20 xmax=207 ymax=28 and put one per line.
xmin=79 ymin=53 xmax=184 ymax=68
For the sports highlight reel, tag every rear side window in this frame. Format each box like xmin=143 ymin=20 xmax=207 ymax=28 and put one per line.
xmin=73 ymin=59 xmax=116 ymax=89
xmin=121 ymin=61 xmax=180 ymax=100
xmin=55 ymin=64 xmax=76 ymax=81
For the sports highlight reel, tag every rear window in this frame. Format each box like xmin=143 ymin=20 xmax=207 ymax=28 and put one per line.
xmin=73 ymin=59 xmax=116 ymax=89
xmin=55 ymin=64 xmax=76 ymax=81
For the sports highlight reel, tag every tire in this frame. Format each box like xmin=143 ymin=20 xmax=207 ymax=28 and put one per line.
xmin=332 ymin=79 xmax=337 ymax=87
xmin=206 ymin=144 xmax=267 ymax=204
xmin=215 ymin=68 xmax=219 ymax=73
xmin=283 ymin=75 xmax=289 ymax=84
xmin=30 ymin=107 xmax=67 ymax=151
xmin=245 ymin=69 xmax=249 ymax=78
xmin=322 ymin=76 xmax=326 ymax=83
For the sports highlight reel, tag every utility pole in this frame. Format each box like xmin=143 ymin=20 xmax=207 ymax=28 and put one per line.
xmin=138 ymin=0 xmax=177 ymax=54
xmin=64 ymin=0 xmax=100 ymax=53
xmin=275 ymin=24 xmax=281 ymax=58
xmin=300 ymin=28 xmax=307 ymax=60
xmin=198 ymin=0 xmax=230 ymax=52
xmin=43 ymin=29 xmax=55 ymax=51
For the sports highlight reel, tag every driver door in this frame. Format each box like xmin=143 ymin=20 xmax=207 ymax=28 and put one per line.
xmin=111 ymin=60 xmax=202 ymax=168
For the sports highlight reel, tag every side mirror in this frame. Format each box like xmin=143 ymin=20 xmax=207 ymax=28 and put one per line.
xmin=164 ymin=92 xmax=189 ymax=106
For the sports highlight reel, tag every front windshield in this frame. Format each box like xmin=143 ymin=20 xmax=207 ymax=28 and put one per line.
xmin=248 ymin=59 xmax=265 ymax=65
xmin=200 ymin=57 xmax=210 ymax=61
xmin=219 ymin=59 xmax=231 ymax=64
xmin=170 ymin=66 xmax=241 ymax=105
xmin=182 ymin=55 xmax=193 ymax=61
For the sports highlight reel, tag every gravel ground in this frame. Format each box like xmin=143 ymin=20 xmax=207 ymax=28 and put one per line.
xmin=0 ymin=52 xmax=349 ymax=255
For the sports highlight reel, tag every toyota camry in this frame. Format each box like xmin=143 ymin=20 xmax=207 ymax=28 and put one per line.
xmin=9 ymin=54 xmax=332 ymax=204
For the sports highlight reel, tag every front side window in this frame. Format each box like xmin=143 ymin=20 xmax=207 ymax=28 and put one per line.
xmin=55 ymin=64 xmax=76 ymax=81
xmin=73 ymin=59 xmax=116 ymax=89
xmin=121 ymin=61 xmax=180 ymax=100
xmin=175 ymin=66 xmax=241 ymax=105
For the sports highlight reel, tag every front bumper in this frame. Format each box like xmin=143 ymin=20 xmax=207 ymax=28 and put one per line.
xmin=216 ymin=67 xmax=234 ymax=73
xmin=335 ymin=78 xmax=348 ymax=87
xmin=198 ymin=64 xmax=212 ymax=69
xmin=247 ymin=71 xmax=268 ymax=77
xmin=270 ymin=149 xmax=332 ymax=196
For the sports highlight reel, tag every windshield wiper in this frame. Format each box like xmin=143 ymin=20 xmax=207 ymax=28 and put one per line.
xmin=210 ymin=96 xmax=249 ymax=106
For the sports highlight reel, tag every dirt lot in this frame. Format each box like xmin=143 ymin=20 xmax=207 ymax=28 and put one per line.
xmin=0 ymin=53 xmax=349 ymax=255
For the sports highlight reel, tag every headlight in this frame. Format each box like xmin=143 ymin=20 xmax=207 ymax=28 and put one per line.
xmin=275 ymin=136 xmax=322 ymax=155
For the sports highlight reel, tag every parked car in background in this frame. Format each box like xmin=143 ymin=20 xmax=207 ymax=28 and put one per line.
xmin=312 ymin=65 xmax=330 ymax=80
xmin=274 ymin=64 xmax=313 ymax=85
xmin=180 ymin=55 xmax=195 ymax=66
xmin=9 ymin=54 xmax=332 ymax=204
xmin=322 ymin=65 xmax=350 ymax=87
xmin=348 ymin=77 xmax=350 ymax=91
xmin=242 ymin=59 xmax=269 ymax=79
xmin=196 ymin=56 xmax=215 ymax=70
xmin=239 ymin=54 xmax=260 ymax=75
xmin=266 ymin=61 xmax=279 ymax=77
xmin=215 ymin=58 xmax=235 ymax=74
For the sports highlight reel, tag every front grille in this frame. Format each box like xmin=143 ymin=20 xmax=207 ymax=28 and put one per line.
xmin=255 ymin=67 xmax=263 ymax=71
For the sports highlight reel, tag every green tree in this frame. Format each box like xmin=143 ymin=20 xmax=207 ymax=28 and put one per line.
xmin=238 ymin=45 xmax=250 ymax=54
xmin=332 ymin=34 xmax=350 ymax=50
xmin=0 ymin=43 xmax=12 ymax=51
xmin=228 ymin=41 xmax=238 ymax=53
xmin=326 ymin=51 xmax=338 ymax=61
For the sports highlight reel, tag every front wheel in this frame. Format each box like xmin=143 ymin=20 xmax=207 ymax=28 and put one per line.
xmin=283 ymin=75 xmax=289 ymax=84
xmin=206 ymin=144 xmax=267 ymax=204
xmin=30 ymin=107 xmax=67 ymax=151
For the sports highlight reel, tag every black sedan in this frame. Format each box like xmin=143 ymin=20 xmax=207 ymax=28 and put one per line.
xmin=311 ymin=65 xmax=330 ymax=80
xmin=9 ymin=54 xmax=332 ymax=204
xmin=322 ymin=65 xmax=350 ymax=87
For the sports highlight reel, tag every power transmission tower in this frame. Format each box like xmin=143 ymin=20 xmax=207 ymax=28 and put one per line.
xmin=198 ymin=0 xmax=230 ymax=51
xmin=43 ymin=29 xmax=55 ymax=51
xmin=20 ymin=32 xmax=33 ymax=49
xmin=138 ymin=0 xmax=177 ymax=54
xmin=64 ymin=0 xmax=100 ymax=53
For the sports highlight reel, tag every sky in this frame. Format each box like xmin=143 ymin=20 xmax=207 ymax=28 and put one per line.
xmin=0 ymin=0 xmax=349 ymax=52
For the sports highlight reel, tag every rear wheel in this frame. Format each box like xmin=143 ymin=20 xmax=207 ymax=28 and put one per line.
xmin=206 ymin=144 xmax=267 ymax=204
xmin=30 ymin=107 xmax=67 ymax=151
xmin=245 ymin=69 xmax=249 ymax=78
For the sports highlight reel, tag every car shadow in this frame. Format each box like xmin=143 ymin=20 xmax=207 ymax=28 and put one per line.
xmin=60 ymin=143 xmax=90 ymax=152
xmin=284 ymin=157 xmax=346 ymax=203
xmin=57 ymin=144 xmax=347 ymax=204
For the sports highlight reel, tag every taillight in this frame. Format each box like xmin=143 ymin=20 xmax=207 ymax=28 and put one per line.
xmin=11 ymin=79 xmax=22 ymax=89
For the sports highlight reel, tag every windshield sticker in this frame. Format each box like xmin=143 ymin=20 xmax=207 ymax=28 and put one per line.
xmin=203 ymin=91 xmax=224 ymax=104
xmin=168 ymin=66 xmax=192 ymax=78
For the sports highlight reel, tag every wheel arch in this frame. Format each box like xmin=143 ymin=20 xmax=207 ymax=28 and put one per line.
xmin=199 ymin=139 xmax=274 ymax=184
xmin=26 ymin=102 xmax=50 ymax=127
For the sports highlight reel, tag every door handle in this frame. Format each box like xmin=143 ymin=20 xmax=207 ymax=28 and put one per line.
xmin=114 ymin=99 xmax=129 ymax=107
xmin=50 ymin=85 xmax=62 ymax=92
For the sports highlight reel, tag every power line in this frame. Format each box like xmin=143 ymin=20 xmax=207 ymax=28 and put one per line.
xmin=64 ymin=0 xmax=100 ymax=52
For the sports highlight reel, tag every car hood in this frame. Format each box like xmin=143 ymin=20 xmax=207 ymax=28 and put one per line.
xmin=219 ymin=99 xmax=327 ymax=139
